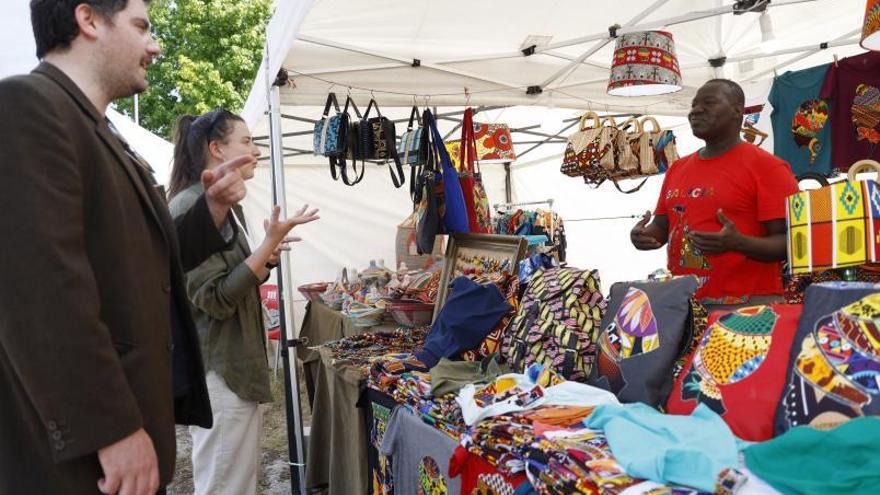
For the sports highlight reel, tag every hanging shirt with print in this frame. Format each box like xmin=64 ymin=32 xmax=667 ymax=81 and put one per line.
xmin=654 ymin=142 xmax=798 ymax=301
xmin=819 ymin=51 xmax=880 ymax=169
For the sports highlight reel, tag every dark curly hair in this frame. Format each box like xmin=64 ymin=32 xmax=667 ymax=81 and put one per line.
xmin=30 ymin=0 xmax=149 ymax=58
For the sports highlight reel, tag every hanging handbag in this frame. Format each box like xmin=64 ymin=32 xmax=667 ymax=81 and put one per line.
xmin=459 ymin=107 xmax=492 ymax=233
xmin=330 ymin=95 xmax=366 ymax=186
xmin=472 ymin=121 xmax=517 ymax=162
xmin=397 ymin=105 xmax=428 ymax=167
xmin=560 ymin=111 xmax=614 ymax=185
xmin=425 ymin=109 xmax=469 ymax=234
xmin=787 ymin=159 xmax=880 ymax=276
xmin=415 ymin=110 xmax=444 ymax=254
xmin=313 ymin=92 xmax=347 ymax=157
xmin=353 ymin=99 xmax=406 ymax=189
xmin=638 ymin=116 xmax=678 ymax=175
xmin=597 ymin=115 xmax=619 ymax=173
xmin=615 ymin=117 xmax=640 ymax=174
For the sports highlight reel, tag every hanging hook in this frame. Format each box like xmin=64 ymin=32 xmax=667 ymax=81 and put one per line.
xmin=347 ymin=86 xmax=352 ymax=96
xmin=833 ymin=54 xmax=839 ymax=67
xmin=464 ymin=86 xmax=471 ymax=107
xmin=413 ymin=94 xmax=418 ymax=107
xmin=370 ymin=89 xmax=375 ymax=101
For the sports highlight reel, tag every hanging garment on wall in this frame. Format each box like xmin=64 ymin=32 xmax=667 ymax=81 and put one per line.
xmin=494 ymin=209 xmax=567 ymax=262
xmin=666 ymin=304 xmax=803 ymax=442
xmin=769 ymin=64 xmax=834 ymax=176
xmin=589 ymin=275 xmax=701 ymax=407
xmin=774 ymin=282 xmax=880 ymax=435
xmin=820 ymin=51 xmax=880 ymax=168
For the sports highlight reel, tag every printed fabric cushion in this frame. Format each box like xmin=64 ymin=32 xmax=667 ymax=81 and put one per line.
xmin=775 ymin=282 xmax=880 ymax=435
xmin=589 ymin=275 xmax=700 ymax=407
xmin=666 ymin=304 xmax=803 ymax=441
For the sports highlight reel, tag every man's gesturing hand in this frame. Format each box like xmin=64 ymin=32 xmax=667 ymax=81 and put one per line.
xmin=202 ymin=155 xmax=256 ymax=229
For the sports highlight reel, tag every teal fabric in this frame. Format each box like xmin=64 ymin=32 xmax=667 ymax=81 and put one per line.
xmin=584 ymin=403 xmax=739 ymax=492
xmin=768 ymin=64 xmax=833 ymax=176
xmin=746 ymin=417 xmax=880 ymax=495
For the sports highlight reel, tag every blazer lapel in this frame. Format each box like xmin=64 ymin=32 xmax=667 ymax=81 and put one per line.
xmin=95 ymin=122 xmax=169 ymax=244
xmin=33 ymin=62 xmax=169 ymax=246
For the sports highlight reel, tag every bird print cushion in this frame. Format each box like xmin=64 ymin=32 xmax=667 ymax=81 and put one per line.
xmin=775 ymin=282 xmax=880 ymax=436
xmin=667 ymin=304 xmax=802 ymax=441
xmin=590 ymin=275 xmax=700 ymax=407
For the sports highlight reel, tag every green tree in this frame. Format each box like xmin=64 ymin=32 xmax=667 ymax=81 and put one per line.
xmin=116 ymin=0 xmax=272 ymax=139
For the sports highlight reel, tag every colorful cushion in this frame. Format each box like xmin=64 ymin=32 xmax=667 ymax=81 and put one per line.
xmin=775 ymin=282 xmax=880 ymax=434
xmin=666 ymin=304 xmax=802 ymax=441
xmin=589 ymin=275 xmax=700 ymax=407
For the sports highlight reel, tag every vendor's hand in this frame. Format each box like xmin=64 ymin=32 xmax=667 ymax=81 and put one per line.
xmin=631 ymin=211 xmax=662 ymax=250
xmin=689 ymin=209 xmax=743 ymax=255
xmin=202 ymin=155 xmax=256 ymax=228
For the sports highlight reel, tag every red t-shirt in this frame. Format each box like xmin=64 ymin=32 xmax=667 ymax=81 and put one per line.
xmin=654 ymin=142 xmax=798 ymax=301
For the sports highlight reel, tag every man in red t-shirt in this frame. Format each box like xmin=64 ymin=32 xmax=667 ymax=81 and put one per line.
xmin=631 ymin=79 xmax=798 ymax=303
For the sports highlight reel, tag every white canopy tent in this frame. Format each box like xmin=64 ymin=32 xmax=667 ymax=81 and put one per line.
xmin=242 ymin=4 xmax=871 ymax=487
xmin=241 ymin=0 xmax=870 ymax=317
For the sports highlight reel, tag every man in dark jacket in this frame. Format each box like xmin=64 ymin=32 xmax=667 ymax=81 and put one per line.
xmin=0 ymin=1 xmax=256 ymax=493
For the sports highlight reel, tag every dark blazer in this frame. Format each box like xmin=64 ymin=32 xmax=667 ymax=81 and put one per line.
xmin=0 ymin=62 xmax=233 ymax=492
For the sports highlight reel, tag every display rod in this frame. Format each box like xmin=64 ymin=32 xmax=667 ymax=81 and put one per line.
xmin=267 ymin=61 xmax=308 ymax=494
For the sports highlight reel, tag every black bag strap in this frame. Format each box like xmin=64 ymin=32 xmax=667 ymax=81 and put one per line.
xmin=322 ymin=92 xmax=340 ymax=117
xmin=384 ymin=121 xmax=405 ymax=189
xmin=362 ymin=98 xmax=377 ymax=120
xmin=343 ymin=95 xmax=362 ymax=118
xmin=560 ymin=329 xmax=580 ymax=378
xmin=512 ymin=303 xmax=540 ymax=372
xmin=407 ymin=105 xmax=421 ymax=131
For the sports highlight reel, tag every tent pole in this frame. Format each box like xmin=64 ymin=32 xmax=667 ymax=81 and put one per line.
xmin=266 ymin=61 xmax=308 ymax=493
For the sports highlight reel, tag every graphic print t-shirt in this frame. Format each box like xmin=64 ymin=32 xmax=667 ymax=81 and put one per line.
xmin=768 ymin=64 xmax=833 ymax=176
xmin=819 ymin=51 xmax=880 ymax=169
xmin=654 ymin=142 xmax=798 ymax=301
xmin=380 ymin=406 xmax=461 ymax=495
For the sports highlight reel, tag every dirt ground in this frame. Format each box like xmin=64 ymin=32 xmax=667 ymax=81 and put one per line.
xmin=167 ymin=363 xmax=312 ymax=495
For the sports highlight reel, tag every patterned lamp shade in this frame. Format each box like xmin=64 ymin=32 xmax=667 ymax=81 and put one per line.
xmin=607 ymin=31 xmax=682 ymax=97
xmin=863 ymin=0 xmax=880 ymax=51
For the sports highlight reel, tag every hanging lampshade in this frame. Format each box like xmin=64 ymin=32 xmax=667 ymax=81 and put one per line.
xmin=863 ymin=0 xmax=880 ymax=51
xmin=607 ymin=30 xmax=682 ymax=97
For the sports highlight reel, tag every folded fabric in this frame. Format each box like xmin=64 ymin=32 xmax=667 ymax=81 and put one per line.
xmin=583 ymin=402 xmax=740 ymax=492
xmin=416 ymin=276 xmax=511 ymax=367
xmin=457 ymin=372 xmax=619 ymax=426
xmin=430 ymin=355 xmax=508 ymax=397
xmin=746 ymin=417 xmax=880 ymax=495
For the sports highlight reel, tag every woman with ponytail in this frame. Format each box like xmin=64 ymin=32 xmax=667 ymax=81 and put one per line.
xmin=168 ymin=108 xmax=319 ymax=495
